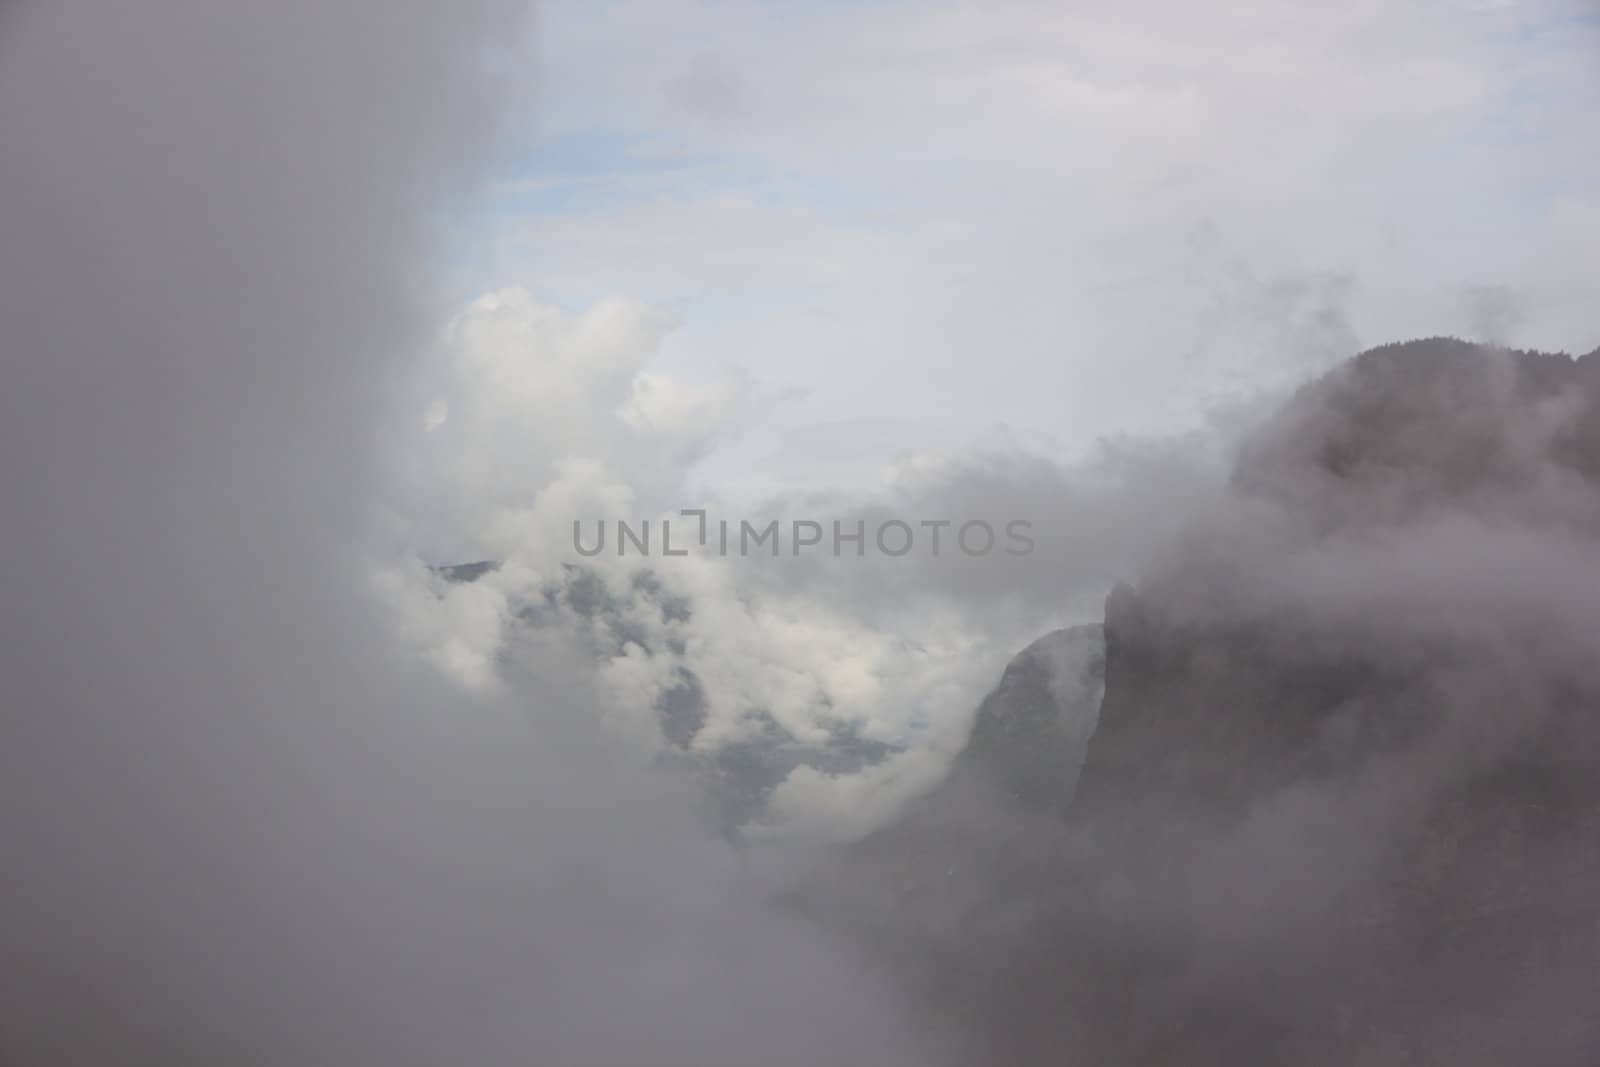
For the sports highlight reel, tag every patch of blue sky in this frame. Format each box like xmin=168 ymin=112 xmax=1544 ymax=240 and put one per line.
xmin=485 ymin=124 xmax=912 ymax=226
xmin=450 ymin=115 xmax=926 ymax=313
xmin=1488 ymin=0 xmax=1600 ymax=48
xmin=486 ymin=130 xmax=707 ymax=206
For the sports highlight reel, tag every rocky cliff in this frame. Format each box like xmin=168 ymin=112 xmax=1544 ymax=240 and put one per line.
xmin=817 ymin=338 xmax=1600 ymax=1065
xmin=1055 ymin=338 xmax=1600 ymax=1064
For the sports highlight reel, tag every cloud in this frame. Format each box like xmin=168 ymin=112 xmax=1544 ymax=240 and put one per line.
xmin=0 ymin=5 xmax=934 ymax=1063
xmin=397 ymin=287 xmax=755 ymax=558
xmin=384 ymin=284 xmax=1243 ymax=842
xmin=489 ymin=0 xmax=1600 ymax=469
xmin=391 ymin=291 xmax=1151 ymax=844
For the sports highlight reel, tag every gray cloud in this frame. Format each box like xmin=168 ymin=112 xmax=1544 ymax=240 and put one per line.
xmin=0 ymin=4 xmax=926 ymax=1063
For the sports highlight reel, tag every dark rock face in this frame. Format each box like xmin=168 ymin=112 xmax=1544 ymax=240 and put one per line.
xmin=1232 ymin=337 xmax=1600 ymax=533
xmin=793 ymin=626 xmax=1106 ymax=1057
xmin=431 ymin=559 xmax=499 ymax=584
xmin=1054 ymin=340 xmax=1600 ymax=1065
xmin=820 ymin=339 xmax=1600 ymax=1065
xmin=946 ymin=625 xmax=1105 ymax=815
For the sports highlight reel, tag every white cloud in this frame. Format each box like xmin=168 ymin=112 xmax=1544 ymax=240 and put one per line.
xmin=384 ymin=287 xmax=1142 ymax=838
xmin=398 ymin=287 xmax=756 ymax=558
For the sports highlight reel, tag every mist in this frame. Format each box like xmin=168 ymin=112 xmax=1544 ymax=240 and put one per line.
xmin=0 ymin=4 xmax=927 ymax=1063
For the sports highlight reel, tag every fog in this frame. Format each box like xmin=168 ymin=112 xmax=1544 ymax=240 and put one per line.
xmin=0 ymin=4 xmax=927 ymax=1063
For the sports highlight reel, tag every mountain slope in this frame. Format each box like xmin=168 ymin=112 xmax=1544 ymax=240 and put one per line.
xmin=815 ymin=338 xmax=1600 ymax=1065
xmin=1057 ymin=338 xmax=1600 ymax=1063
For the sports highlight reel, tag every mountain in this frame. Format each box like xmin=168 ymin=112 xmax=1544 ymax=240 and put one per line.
xmin=955 ymin=625 xmax=1106 ymax=814
xmin=809 ymin=338 xmax=1600 ymax=1065
xmin=788 ymin=625 xmax=1106 ymax=1059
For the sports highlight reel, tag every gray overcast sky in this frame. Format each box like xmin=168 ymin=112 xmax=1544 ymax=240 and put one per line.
xmin=454 ymin=0 xmax=1600 ymax=490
